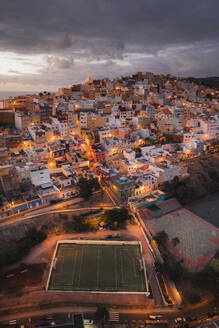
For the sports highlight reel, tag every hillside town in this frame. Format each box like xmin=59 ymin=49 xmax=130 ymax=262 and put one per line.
xmin=0 ymin=72 xmax=219 ymax=326
xmin=0 ymin=72 xmax=219 ymax=209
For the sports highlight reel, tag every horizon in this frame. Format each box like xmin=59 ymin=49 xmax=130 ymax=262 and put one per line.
xmin=0 ymin=73 xmax=218 ymax=98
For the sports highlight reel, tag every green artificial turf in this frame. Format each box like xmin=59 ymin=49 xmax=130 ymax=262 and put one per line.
xmin=48 ymin=243 xmax=147 ymax=292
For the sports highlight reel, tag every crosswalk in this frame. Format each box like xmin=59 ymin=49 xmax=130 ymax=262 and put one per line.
xmin=9 ymin=320 xmax=17 ymax=326
xmin=109 ymin=312 xmax=120 ymax=322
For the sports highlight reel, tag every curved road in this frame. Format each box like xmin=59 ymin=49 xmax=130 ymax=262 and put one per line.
xmin=0 ymin=196 xmax=118 ymax=228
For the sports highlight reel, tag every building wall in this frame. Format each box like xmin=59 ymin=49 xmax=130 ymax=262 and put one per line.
xmin=110 ymin=177 xmax=135 ymax=202
xmin=30 ymin=167 xmax=51 ymax=187
xmin=15 ymin=111 xmax=31 ymax=130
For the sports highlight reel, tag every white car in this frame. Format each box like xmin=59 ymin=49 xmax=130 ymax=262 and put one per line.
xmin=175 ymin=317 xmax=186 ymax=323
xmin=84 ymin=319 xmax=94 ymax=325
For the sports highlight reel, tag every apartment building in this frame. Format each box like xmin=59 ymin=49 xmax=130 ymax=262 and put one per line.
xmin=15 ymin=111 xmax=31 ymax=130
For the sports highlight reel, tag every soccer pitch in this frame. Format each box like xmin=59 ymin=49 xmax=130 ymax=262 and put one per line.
xmin=47 ymin=241 xmax=149 ymax=294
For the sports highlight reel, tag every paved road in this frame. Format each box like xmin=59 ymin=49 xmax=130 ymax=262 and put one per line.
xmin=0 ymin=197 xmax=83 ymax=227
xmin=100 ymin=182 xmax=119 ymax=207
xmin=0 ymin=190 xmax=116 ymax=228
xmin=0 ymin=182 xmax=218 ymax=326
xmin=99 ymin=183 xmax=166 ymax=307
xmin=131 ymin=212 xmax=165 ymax=308
xmin=0 ymin=302 xmax=218 ymax=328
xmin=24 ymin=205 xmax=116 ymax=219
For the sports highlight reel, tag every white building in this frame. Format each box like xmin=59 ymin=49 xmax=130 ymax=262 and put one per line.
xmin=141 ymin=146 xmax=168 ymax=164
xmin=28 ymin=125 xmax=46 ymax=143
xmin=183 ymin=132 xmax=193 ymax=144
xmin=73 ymin=99 xmax=94 ymax=110
xmin=56 ymin=175 xmax=72 ymax=189
xmin=98 ymin=128 xmax=113 ymax=143
xmin=213 ymin=115 xmax=219 ymax=136
xmin=15 ymin=111 xmax=31 ymax=130
xmin=51 ymin=117 xmax=68 ymax=137
xmin=149 ymin=163 xmax=188 ymax=183
xmin=138 ymin=128 xmax=150 ymax=139
xmin=79 ymin=112 xmax=88 ymax=129
xmin=30 ymin=166 xmax=51 ymax=187
xmin=135 ymin=173 xmax=158 ymax=196
xmin=15 ymin=165 xmax=30 ymax=182
xmin=123 ymin=149 xmax=135 ymax=162
xmin=200 ymin=120 xmax=217 ymax=140
xmin=182 ymin=139 xmax=204 ymax=155
xmin=119 ymin=109 xmax=134 ymax=120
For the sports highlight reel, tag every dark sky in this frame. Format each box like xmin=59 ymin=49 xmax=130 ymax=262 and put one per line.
xmin=0 ymin=0 xmax=219 ymax=91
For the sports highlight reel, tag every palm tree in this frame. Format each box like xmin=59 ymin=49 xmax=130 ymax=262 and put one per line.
xmin=172 ymin=237 xmax=180 ymax=247
xmin=154 ymin=230 xmax=168 ymax=247
xmin=95 ymin=305 xmax=109 ymax=328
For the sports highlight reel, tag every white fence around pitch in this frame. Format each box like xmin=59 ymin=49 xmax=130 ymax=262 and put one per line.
xmin=56 ymin=239 xmax=141 ymax=246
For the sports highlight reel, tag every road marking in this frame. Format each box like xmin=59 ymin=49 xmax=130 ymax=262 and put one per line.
xmin=9 ymin=320 xmax=17 ymax=325
xmin=109 ymin=312 xmax=119 ymax=322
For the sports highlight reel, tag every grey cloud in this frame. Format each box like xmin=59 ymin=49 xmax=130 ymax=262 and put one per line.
xmin=0 ymin=0 xmax=219 ymax=90
xmin=1 ymin=0 xmax=219 ymax=54
xmin=45 ymin=55 xmax=74 ymax=70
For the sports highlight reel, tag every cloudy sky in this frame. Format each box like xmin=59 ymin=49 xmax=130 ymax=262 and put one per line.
xmin=0 ymin=0 xmax=219 ymax=92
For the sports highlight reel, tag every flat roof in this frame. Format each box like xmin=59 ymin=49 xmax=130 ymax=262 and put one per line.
xmin=41 ymin=182 xmax=53 ymax=189
xmin=112 ymin=175 xmax=135 ymax=186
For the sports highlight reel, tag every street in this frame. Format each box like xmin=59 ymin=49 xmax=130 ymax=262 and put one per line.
xmin=0 ymin=190 xmax=115 ymax=228
xmin=0 ymin=183 xmax=218 ymax=327
xmin=0 ymin=304 xmax=218 ymax=328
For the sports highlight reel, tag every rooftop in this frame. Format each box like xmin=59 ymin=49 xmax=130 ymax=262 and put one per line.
xmin=112 ymin=175 xmax=135 ymax=186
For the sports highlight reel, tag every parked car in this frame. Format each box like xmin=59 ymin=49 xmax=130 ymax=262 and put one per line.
xmin=84 ymin=319 xmax=94 ymax=325
xmin=186 ymin=317 xmax=197 ymax=322
xmin=207 ymin=313 xmax=217 ymax=318
xmin=174 ymin=317 xmax=186 ymax=323
xmin=106 ymin=235 xmax=113 ymax=239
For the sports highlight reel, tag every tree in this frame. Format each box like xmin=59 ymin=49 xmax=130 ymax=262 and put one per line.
xmin=78 ymin=177 xmax=100 ymax=200
xmin=175 ymin=144 xmax=182 ymax=151
xmin=95 ymin=305 xmax=109 ymax=328
xmin=153 ymin=230 xmax=168 ymax=248
xmin=154 ymin=261 xmax=164 ymax=274
xmin=78 ymin=177 xmax=92 ymax=200
xmin=172 ymin=176 xmax=179 ymax=185
xmin=89 ymin=177 xmax=100 ymax=191
xmin=17 ymin=227 xmax=47 ymax=255
xmin=171 ymin=237 xmax=180 ymax=247
xmin=103 ymin=207 xmax=130 ymax=228
xmin=155 ymin=258 xmax=184 ymax=283
xmin=59 ymin=213 xmax=68 ymax=220
xmin=135 ymin=147 xmax=142 ymax=158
